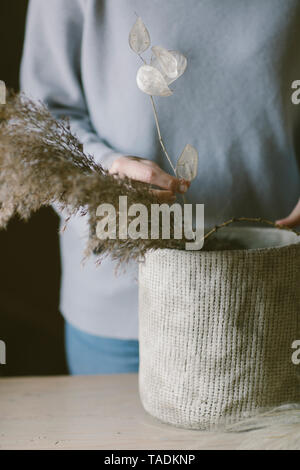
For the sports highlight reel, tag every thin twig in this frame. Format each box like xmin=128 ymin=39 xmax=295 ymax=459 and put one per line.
xmin=138 ymin=53 xmax=185 ymax=202
xmin=138 ymin=54 xmax=176 ymax=174
xmin=149 ymin=95 xmax=176 ymax=175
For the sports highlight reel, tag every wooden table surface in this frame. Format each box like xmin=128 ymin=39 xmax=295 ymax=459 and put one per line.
xmin=0 ymin=374 xmax=299 ymax=450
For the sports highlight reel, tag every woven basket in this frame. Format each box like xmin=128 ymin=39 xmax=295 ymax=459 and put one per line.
xmin=138 ymin=227 xmax=300 ymax=430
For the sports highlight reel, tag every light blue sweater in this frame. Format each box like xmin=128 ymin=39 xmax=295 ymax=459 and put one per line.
xmin=21 ymin=0 xmax=300 ymax=338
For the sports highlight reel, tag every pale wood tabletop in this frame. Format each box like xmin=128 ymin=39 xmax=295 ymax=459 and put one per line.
xmin=0 ymin=374 xmax=299 ymax=450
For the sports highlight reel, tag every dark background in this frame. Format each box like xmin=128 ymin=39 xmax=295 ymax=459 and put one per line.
xmin=0 ymin=0 xmax=67 ymax=375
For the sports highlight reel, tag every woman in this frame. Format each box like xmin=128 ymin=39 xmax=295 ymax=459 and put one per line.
xmin=21 ymin=0 xmax=300 ymax=374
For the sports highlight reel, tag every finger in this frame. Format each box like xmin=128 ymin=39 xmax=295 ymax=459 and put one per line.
xmin=276 ymin=199 xmax=300 ymax=227
xmin=177 ymin=178 xmax=191 ymax=194
xmin=110 ymin=159 xmax=152 ymax=180
xmin=151 ymin=189 xmax=177 ymax=203
xmin=131 ymin=160 xmax=179 ymax=191
xmin=111 ymin=158 xmax=190 ymax=193
xmin=150 ymin=166 xmax=190 ymax=193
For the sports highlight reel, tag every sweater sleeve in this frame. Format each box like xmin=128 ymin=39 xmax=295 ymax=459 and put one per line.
xmin=20 ymin=0 xmax=123 ymax=238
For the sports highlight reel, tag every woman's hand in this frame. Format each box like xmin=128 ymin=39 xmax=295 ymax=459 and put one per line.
xmin=276 ymin=198 xmax=300 ymax=227
xmin=109 ymin=156 xmax=190 ymax=203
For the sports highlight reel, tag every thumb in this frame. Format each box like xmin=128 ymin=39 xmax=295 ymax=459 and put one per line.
xmin=276 ymin=198 xmax=300 ymax=227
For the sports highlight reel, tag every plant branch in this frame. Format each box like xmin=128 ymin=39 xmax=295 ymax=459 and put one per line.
xmin=149 ymin=95 xmax=176 ymax=176
xmin=138 ymin=52 xmax=187 ymax=204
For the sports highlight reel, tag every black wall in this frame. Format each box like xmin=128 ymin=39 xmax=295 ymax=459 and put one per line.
xmin=0 ymin=0 xmax=67 ymax=376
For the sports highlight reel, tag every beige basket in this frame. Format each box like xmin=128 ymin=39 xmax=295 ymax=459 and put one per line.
xmin=138 ymin=227 xmax=300 ymax=430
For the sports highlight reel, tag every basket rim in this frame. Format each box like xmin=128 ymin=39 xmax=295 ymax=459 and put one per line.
xmin=143 ymin=226 xmax=300 ymax=257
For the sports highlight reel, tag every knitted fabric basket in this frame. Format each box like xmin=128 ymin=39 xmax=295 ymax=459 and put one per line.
xmin=138 ymin=227 xmax=300 ymax=430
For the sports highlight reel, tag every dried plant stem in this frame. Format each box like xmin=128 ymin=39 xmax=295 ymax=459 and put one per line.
xmin=202 ymin=217 xmax=300 ymax=242
xmin=149 ymin=96 xmax=189 ymax=206
xmin=138 ymin=54 xmax=176 ymax=175
xmin=149 ymin=95 xmax=176 ymax=175
xmin=138 ymin=53 xmax=186 ymax=204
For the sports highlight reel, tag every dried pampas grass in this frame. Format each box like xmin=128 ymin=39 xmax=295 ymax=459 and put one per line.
xmin=224 ymin=404 xmax=300 ymax=450
xmin=0 ymin=92 xmax=184 ymax=265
